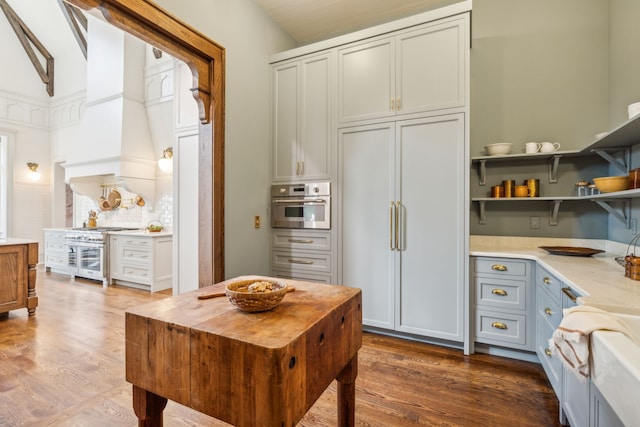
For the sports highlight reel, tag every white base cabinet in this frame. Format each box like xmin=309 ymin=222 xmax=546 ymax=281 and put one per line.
xmin=44 ymin=229 xmax=69 ymax=275
xmin=109 ymin=233 xmax=172 ymax=292
xmin=338 ymin=114 xmax=466 ymax=341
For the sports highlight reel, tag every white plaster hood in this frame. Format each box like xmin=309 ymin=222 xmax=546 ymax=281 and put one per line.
xmin=64 ymin=15 xmax=156 ymax=201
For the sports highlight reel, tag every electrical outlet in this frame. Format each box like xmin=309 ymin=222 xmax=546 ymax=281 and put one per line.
xmin=254 ymin=216 xmax=261 ymax=229
xmin=530 ymin=216 xmax=540 ymax=229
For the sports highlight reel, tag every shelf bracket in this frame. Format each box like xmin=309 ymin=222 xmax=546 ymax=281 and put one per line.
xmin=548 ymin=155 xmax=562 ymax=183
xmin=478 ymin=160 xmax=486 ymax=186
xmin=478 ymin=201 xmax=486 ymax=224
xmin=594 ymin=199 xmax=631 ymax=228
xmin=591 ymin=148 xmax=631 ymax=174
xmin=549 ymin=200 xmax=562 ymax=226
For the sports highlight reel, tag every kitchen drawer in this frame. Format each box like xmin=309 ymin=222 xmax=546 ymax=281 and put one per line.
xmin=271 ymin=270 xmax=332 ymax=284
xmin=536 ymin=314 xmax=562 ymax=397
xmin=122 ymin=248 xmax=151 ymax=264
xmin=536 ymin=265 xmax=563 ymax=302
xmin=536 ymin=285 xmax=562 ymax=330
xmin=475 ymin=277 xmax=526 ymax=311
xmin=475 ymin=309 xmax=527 ymax=346
xmin=45 ymin=230 xmax=66 ymax=240
xmin=271 ymin=250 xmax=331 ymax=274
xmin=474 ymin=257 xmax=528 ymax=277
xmin=46 ymin=241 xmax=67 ymax=252
xmin=121 ymin=265 xmax=152 ymax=284
xmin=120 ymin=236 xmax=152 ymax=248
xmin=45 ymin=254 xmax=67 ymax=268
xmin=271 ymin=230 xmax=331 ymax=251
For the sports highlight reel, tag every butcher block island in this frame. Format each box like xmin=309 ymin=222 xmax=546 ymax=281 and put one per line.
xmin=125 ymin=276 xmax=363 ymax=426
xmin=0 ymin=238 xmax=38 ymax=318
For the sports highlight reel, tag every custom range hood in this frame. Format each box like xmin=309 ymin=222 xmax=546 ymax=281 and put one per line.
xmin=64 ymin=15 xmax=156 ymax=201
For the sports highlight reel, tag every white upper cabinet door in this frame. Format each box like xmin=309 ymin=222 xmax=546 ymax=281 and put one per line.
xmin=272 ymin=53 xmax=333 ymax=182
xmin=338 ymin=38 xmax=395 ymax=123
xmin=338 ymin=15 xmax=467 ymax=124
xmin=299 ymin=54 xmax=332 ymax=181
xmin=396 ymin=18 xmax=466 ymax=115
xmin=272 ymin=61 xmax=300 ymax=181
xmin=338 ymin=123 xmax=396 ymax=329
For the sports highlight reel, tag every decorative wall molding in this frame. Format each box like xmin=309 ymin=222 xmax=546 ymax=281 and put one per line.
xmin=145 ymin=62 xmax=174 ymax=107
xmin=49 ymin=90 xmax=85 ymax=130
xmin=0 ymin=90 xmax=49 ymax=130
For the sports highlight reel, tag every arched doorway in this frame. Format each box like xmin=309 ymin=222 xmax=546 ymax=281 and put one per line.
xmin=65 ymin=0 xmax=225 ymax=286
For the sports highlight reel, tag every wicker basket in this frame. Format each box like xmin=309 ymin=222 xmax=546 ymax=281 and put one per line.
xmin=225 ymin=279 xmax=288 ymax=312
xmin=620 ymin=234 xmax=640 ymax=281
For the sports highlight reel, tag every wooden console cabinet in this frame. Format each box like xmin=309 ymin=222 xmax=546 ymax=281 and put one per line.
xmin=0 ymin=239 xmax=38 ymax=318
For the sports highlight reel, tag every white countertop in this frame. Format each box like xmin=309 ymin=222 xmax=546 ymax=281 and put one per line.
xmin=470 ymin=236 xmax=640 ymax=315
xmin=108 ymin=230 xmax=173 ymax=237
xmin=0 ymin=237 xmax=38 ymax=246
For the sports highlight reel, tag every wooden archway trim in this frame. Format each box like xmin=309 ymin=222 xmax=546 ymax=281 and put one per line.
xmin=65 ymin=0 xmax=225 ymax=286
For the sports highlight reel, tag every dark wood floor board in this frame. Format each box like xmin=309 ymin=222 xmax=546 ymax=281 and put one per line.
xmin=0 ymin=272 xmax=560 ymax=426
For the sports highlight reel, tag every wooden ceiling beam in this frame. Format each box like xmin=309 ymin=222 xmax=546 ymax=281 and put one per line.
xmin=57 ymin=0 xmax=87 ymax=59
xmin=0 ymin=0 xmax=55 ymax=96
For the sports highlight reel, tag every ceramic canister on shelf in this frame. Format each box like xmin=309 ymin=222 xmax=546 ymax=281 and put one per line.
xmin=502 ymin=180 xmax=515 ymax=198
xmin=491 ymin=185 xmax=504 ymax=198
xmin=524 ymin=179 xmax=540 ymax=197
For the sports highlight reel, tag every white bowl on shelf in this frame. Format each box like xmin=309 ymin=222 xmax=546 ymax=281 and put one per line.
xmin=484 ymin=143 xmax=512 ymax=156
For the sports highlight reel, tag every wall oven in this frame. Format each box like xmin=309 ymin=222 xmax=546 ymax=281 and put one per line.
xmin=271 ymin=182 xmax=331 ymax=229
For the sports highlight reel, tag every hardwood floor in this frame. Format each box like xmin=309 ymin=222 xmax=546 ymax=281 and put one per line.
xmin=0 ymin=271 xmax=560 ymax=426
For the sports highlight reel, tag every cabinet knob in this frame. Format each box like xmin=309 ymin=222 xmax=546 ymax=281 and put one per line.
xmin=491 ymin=321 xmax=508 ymax=330
xmin=545 ymin=348 xmax=552 ymax=357
xmin=491 ymin=289 xmax=508 ymax=296
xmin=491 ymin=264 xmax=508 ymax=272
xmin=544 ymin=307 xmax=553 ymax=316
xmin=543 ymin=277 xmax=551 ymax=285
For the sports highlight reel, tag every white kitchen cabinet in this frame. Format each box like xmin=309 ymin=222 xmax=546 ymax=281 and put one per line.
xmin=109 ymin=233 xmax=172 ymax=292
xmin=337 ymin=14 xmax=467 ymax=124
xmin=270 ymin=229 xmax=334 ymax=284
xmin=472 ymin=257 xmax=534 ymax=351
xmin=44 ymin=228 xmax=69 ymax=275
xmin=272 ymin=52 xmax=333 ymax=182
xmin=338 ymin=114 xmax=466 ymax=341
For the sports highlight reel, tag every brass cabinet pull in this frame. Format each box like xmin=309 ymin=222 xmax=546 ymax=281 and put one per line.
xmin=544 ymin=307 xmax=553 ymax=316
xmin=288 ymin=239 xmax=314 ymax=244
xmin=389 ymin=202 xmax=395 ymax=250
xmin=491 ymin=322 xmax=508 ymax=330
xmin=396 ymin=97 xmax=401 ymax=110
xmin=491 ymin=289 xmax=508 ymax=296
xmin=395 ymin=201 xmax=400 ymax=251
xmin=545 ymin=348 xmax=552 ymax=357
xmin=288 ymin=259 xmax=314 ymax=265
xmin=491 ymin=264 xmax=507 ymax=272
xmin=543 ymin=277 xmax=551 ymax=285
xmin=562 ymin=287 xmax=578 ymax=303
xmin=390 ymin=98 xmax=395 ymax=111
xmin=299 ymin=161 xmax=304 ymax=176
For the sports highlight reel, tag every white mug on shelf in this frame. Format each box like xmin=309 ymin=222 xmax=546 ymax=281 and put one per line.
xmin=540 ymin=142 xmax=560 ymax=153
xmin=525 ymin=142 xmax=541 ymax=154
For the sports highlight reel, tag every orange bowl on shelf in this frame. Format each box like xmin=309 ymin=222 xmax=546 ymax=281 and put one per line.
xmin=593 ymin=176 xmax=630 ymax=193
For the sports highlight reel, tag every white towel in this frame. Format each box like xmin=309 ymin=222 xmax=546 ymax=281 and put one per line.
xmin=550 ymin=305 xmax=640 ymax=380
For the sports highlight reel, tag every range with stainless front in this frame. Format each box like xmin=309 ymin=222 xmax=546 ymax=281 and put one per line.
xmin=65 ymin=227 xmax=137 ymax=286
xmin=271 ymin=182 xmax=331 ymax=229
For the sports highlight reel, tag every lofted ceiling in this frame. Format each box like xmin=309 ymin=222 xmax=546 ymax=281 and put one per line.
xmin=252 ymin=0 xmax=462 ymax=45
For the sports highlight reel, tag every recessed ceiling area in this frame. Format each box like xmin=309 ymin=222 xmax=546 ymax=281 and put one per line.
xmin=252 ymin=0 xmax=463 ymax=45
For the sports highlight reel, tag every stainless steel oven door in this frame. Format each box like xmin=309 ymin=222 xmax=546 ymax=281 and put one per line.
xmin=74 ymin=243 xmax=107 ymax=285
xmin=271 ymin=196 xmax=330 ymax=229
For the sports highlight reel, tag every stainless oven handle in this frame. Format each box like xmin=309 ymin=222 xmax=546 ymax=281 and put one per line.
xmin=273 ymin=198 xmax=327 ymax=204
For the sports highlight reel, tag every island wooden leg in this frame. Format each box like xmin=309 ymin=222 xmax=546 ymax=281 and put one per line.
xmin=336 ymin=354 xmax=358 ymax=427
xmin=133 ymin=385 xmax=168 ymax=427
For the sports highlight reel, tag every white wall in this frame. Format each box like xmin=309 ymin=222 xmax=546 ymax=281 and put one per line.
xmin=152 ymin=0 xmax=297 ymax=279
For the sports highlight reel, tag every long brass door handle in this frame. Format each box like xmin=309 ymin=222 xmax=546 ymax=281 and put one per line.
xmin=395 ymin=201 xmax=400 ymax=251
xmin=491 ymin=289 xmax=508 ymax=296
xmin=491 ymin=264 xmax=507 ymax=272
xmin=389 ymin=202 xmax=395 ymax=250
xmin=491 ymin=322 xmax=508 ymax=330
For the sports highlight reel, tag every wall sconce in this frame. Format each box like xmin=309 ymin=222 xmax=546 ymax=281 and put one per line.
xmin=157 ymin=147 xmax=173 ymax=172
xmin=27 ymin=162 xmax=41 ymax=181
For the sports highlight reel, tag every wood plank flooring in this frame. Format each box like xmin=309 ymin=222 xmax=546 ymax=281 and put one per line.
xmin=0 ymin=271 xmax=560 ymax=426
